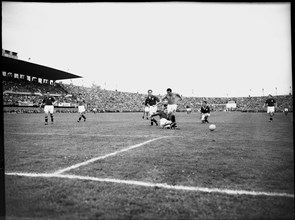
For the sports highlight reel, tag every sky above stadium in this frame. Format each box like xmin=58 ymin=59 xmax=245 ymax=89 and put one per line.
xmin=2 ymin=2 xmax=292 ymax=97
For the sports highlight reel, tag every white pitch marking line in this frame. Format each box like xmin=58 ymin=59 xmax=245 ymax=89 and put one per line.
xmin=52 ymin=136 xmax=168 ymax=175
xmin=5 ymin=172 xmax=294 ymax=198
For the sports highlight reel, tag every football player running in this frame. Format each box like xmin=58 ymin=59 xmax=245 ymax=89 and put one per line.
xmin=144 ymin=89 xmax=160 ymax=126
xmin=161 ymin=88 xmax=182 ymax=124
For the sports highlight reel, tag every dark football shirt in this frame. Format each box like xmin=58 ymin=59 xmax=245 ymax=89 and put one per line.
xmin=265 ymin=98 xmax=276 ymax=107
xmin=42 ymin=96 xmax=55 ymax=105
xmin=145 ymin=95 xmax=160 ymax=106
xmin=201 ymin=106 xmax=210 ymax=113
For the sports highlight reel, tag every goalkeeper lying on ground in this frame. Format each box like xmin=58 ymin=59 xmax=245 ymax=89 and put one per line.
xmin=150 ymin=104 xmax=177 ymax=129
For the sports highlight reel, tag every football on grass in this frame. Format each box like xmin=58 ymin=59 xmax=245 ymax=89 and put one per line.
xmin=209 ymin=124 xmax=216 ymax=131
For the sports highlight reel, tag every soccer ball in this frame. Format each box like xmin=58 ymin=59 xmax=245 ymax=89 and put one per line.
xmin=209 ymin=124 xmax=216 ymax=131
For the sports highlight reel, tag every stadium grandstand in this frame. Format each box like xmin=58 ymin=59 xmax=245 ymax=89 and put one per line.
xmin=2 ymin=49 xmax=82 ymax=111
xmin=2 ymin=49 xmax=293 ymax=114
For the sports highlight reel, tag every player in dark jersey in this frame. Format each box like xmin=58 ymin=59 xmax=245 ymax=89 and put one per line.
xmin=40 ymin=91 xmax=56 ymax=125
xmin=77 ymin=93 xmax=87 ymax=122
xmin=144 ymin=89 xmax=160 ymax=126
xmin=263 ymin=94 xmax=277 ymax=122
xmin=200 ymin=100 xmax=210 ymax=123
xmin=150 ymin=104 xmax=177 ymax=129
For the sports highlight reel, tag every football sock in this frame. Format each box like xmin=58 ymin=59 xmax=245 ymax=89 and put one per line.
xmin=78 ymin=116 xmax=82 ymax=122
xmin=45 ymin=116 xmax=48 ymax=123
xmin=151 ymin=118 xmax=158 ymax=125
xmin=171 ymin=115 xmax=175 ymax=123
xmin=82 ymin=115 xmax=86 ymax=119
xmin=50 ymin=114 xmax=54 ymax=122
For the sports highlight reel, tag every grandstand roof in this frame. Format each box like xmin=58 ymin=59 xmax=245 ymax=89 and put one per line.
xmin=2 ymin=56 xmax=82 ymax=80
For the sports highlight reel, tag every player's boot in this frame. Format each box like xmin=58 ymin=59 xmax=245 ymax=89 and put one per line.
xmin=170 ymin=122 xmax=177 ymax=129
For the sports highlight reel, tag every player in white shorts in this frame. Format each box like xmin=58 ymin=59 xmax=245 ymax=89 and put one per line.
xmin=77 ymin=93 xmax=87 ymax=122
xmin=144 ymin=89 xmax=160 ymax=126
xmin=263 ymin=94 xmax=277 ymax=122
xmin=186 ymin=105 xmax=192 ymax=114
xmin=150 ymin=105 xmax=177 ymax=129
xmin=200 ymin=100 xmax=210 ymax=123
xmin=142 ymin=103 xmax=150 ymax=120
xmin=40 ymin=91 xmax=56 ymax=125
xmin=161 ymin=88 xmax=182 ymax=124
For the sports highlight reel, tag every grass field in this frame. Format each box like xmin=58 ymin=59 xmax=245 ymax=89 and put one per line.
xmin=4 ymin=111 xmax=294 ymax=220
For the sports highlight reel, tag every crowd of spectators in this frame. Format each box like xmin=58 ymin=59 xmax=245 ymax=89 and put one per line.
xmin=2 ymin=76 xmax=293 ymax=113
xmin=2 ymin=75 xmax=67 ymax=94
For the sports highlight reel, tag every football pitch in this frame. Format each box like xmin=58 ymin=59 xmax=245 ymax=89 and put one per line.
xmin=4 ymin=111 xmax=294 ymax=220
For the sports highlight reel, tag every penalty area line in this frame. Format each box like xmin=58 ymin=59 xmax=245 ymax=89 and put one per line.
xmin=5 ymin=172 xmax=294 ymax=198
xmin=52 ymin=136 xmax=168 ymax=175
